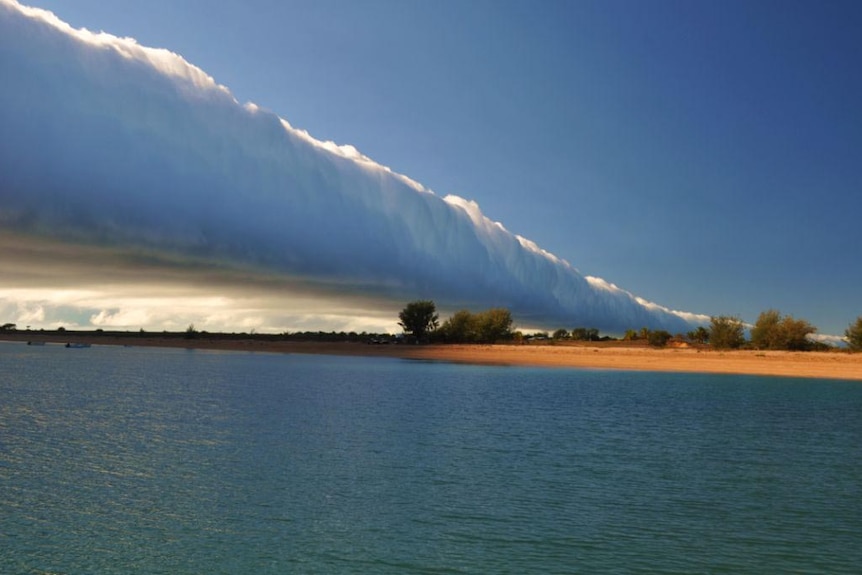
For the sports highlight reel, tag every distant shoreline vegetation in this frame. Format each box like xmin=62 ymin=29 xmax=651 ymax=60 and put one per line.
xmin=395 ymin=301 xmax=857 ymax=351
xmin=2 ymin=304 xmax=858 ymax=351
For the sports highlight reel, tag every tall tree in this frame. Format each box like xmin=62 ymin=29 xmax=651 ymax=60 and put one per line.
xmin=474 ymin=308 xmax=514 ymax=343
xmin=438 ymin=310 xmax=475 ymax=343
xmin=845 ymin=316 xmax=862 ymax=351
xmin=398 ymin=300 xmax=439 ymax=342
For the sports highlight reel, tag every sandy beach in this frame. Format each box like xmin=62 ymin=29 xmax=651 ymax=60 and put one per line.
xmin=5 ymin=333 xmax=861 ymax=381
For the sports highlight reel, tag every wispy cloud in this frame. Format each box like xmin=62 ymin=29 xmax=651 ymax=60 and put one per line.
xmin=0 ymin=0 xmax=708 ymax=334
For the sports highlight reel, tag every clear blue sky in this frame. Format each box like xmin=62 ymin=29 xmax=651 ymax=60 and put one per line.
xmin=19 ymin=0 xmax=862 ymax=336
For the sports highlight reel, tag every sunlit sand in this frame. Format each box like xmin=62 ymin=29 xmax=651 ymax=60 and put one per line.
xmin=7 ymin=334 xmax=860 ymax=381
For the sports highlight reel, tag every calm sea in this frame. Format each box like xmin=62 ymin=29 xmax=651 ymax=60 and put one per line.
xmin=1 ymin=342 xmax=860 ymax=574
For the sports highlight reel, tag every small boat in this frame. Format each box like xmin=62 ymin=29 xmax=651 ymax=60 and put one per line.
xmin=65 ymin=342 xmax=92 ymax=348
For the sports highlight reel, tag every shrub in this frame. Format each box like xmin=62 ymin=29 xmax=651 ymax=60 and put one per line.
xmin=709 ymin=316 xmax=746 ymax=349
xmin=751 ymin=309 xmax=816 ymax=351
xmin=846 ymin=316 xmax=862 ymax=351
xmin=647 ymin=330 xmax=672 ymax=348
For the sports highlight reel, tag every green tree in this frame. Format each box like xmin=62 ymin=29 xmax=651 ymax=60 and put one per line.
xmin=709 ymin=315 xmax=745 ymax=349
xmin=474 ymin=308 xmax=514 ymax=343
xmin=552 ymin=328 xmax=569 ymax=340
xmin=750 ymin=309 xmax=782 ymax=349
xmin=686 ymin=326 xmax=710 ymax=344
xmin=845 ymin=316 xmax=862 ymax=351
xmin=779 ymin=316 xmax=817 ymax=351
xmin=751 ymin=309 xmax=816 ymax=351
xmin=571 ymin=327 xmax=600 ymax=341
xmin=436 ymin=308 xmax=514 ymax=343
xmin=398 ymin=300 xmax=439 ymax=342
xmin=438 ymin=310 xmax=475 ymax=343
xmin=1 ymin=322 xmax=16 ymax=331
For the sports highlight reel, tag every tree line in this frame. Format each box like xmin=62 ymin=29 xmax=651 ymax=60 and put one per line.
xmin=398 ymin=300 xmax=514 ymax=344
xmin=3 ymin=306 xmax=862 ymax=351
xmin=702 ymin=311 xmax=850 ymax=351
xmin=396 ymin=301 xmax=862 ymax=351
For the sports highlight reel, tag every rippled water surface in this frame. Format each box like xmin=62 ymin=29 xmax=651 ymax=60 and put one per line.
xmin=1 ymin=342 xmax=860 ymax=573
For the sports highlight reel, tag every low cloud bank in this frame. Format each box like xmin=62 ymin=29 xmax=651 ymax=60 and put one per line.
xmin=0 ymin=0 xmax=707 ymax=333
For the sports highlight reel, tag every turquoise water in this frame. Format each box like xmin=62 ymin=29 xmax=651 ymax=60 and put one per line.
xmin=1 ymin=342 xmax=860 ymax=574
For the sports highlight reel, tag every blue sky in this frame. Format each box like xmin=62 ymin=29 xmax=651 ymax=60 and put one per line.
xmin=3 ymin=0 xmax=861 ymax=337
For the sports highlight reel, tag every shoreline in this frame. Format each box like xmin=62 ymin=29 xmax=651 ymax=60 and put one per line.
xmin=4 ymin=333 xmax=861 ymax=381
